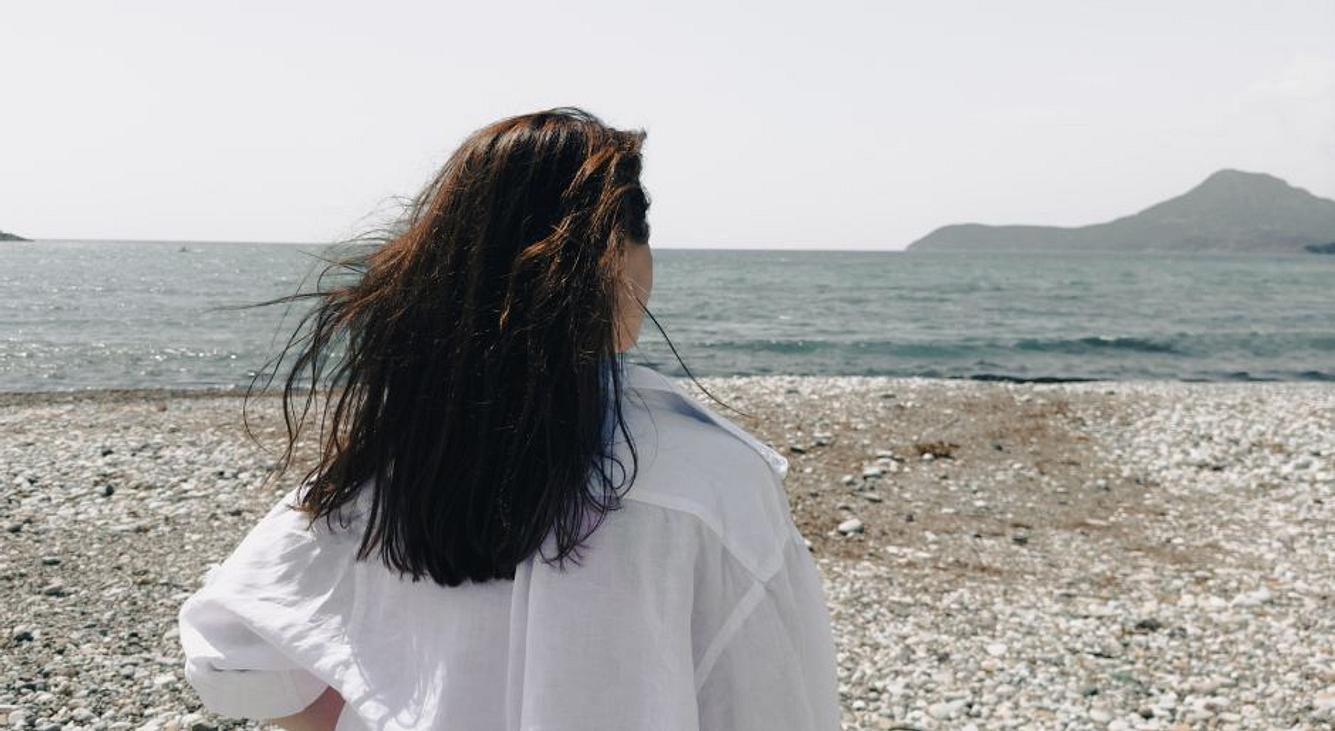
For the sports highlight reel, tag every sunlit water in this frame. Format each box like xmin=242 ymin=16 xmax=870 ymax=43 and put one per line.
xmin=2 ymin=240 xmax=1332 ymax=390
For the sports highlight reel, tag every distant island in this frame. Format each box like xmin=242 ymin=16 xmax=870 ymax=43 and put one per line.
xmin=0 ymin=230 xmax=30 ymax=242
xmin=908 ymin=169 xmax=1335 ymax=254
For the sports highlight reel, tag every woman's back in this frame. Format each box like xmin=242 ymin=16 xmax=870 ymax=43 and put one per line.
xmin=178 ymin=362 xmax=840 ymax=729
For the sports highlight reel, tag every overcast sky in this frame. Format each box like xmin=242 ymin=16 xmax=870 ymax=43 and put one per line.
xmin=3 ymin=1 xmax=1332 ymax=250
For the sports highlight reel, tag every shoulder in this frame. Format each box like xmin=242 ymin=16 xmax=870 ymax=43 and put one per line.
xmin=187 ymin=487 xmax=357 ymax=596
xmin=616 ymin=364 xmax=801 ymax=581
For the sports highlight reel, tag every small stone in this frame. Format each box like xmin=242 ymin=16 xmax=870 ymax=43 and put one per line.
xmin=40 ymin=556 xmax=61 ymax=566
xmin=927 ymin=700 xmax=965 ymax=720
xmin=41 ymin=582 xmax=68 ymax=597
xmin=180 ymin=714 xmax=216 ymax=731
xmin=11 ymin=627 xmax=34 ymax=643
xmin=837 ymin=518 xmax=864 ymax=535
xmin=103 ymin=484 xmax=116 ymax=498
xmin=985 ymin=642 xmax=1007 ymax=657
xmin=1231 ymin=587 xmax=1273 ymax=607
xmin=861 ymin=466 xmax=883 ymax=479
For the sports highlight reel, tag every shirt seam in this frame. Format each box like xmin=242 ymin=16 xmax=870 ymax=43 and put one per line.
xmin=615 ymin=494 xmax=800 ymax=691
xmin=692 ymin=579 xmax=766 ymax=694
xmin=621 ymin=491 xmax=787 ymax=583
xmin=689 ymin=533 xmax=803 ymax=693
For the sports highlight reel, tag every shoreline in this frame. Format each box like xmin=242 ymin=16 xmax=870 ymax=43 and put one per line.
xmin=2 ymin=376 xmax=1332 ymax=728
xmin=3 ymin=371 xmax=1333 ymax=403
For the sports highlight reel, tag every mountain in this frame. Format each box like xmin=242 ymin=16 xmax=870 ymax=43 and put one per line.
xmin=0 ymin=230 xmax=30 ymax=242
xmin=907 ymin=170 xmax=1335 ymax=254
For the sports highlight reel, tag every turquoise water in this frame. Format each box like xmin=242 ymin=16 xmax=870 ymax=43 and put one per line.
xmin=1 ymin=240 xmax=1332 ymax=390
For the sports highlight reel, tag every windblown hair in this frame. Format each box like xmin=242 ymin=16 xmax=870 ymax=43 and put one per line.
xmin=248 ymin=108 xmax=654 ymax=586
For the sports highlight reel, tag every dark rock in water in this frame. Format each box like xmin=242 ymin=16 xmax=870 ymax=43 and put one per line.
xmin=908 ymin=169 xmax=1335 ymax=254
xmin=0 ymin=230 xmax=30 ymax=242
xmin=1306 ymin=241 xmax=1335 ymax=254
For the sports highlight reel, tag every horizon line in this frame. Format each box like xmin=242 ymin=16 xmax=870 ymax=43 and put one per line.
xmin=15 ymin=237 xmax=916 ymax=252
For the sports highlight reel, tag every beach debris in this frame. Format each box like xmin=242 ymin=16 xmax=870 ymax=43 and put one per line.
xmin=913 ymin=440 xmax=959 ymax=459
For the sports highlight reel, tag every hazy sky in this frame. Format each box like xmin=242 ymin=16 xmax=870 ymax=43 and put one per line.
xmin=3 ymin=1 xmax=1332 ymax=249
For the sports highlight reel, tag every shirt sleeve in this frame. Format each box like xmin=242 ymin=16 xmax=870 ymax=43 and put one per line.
xmin=177 ymin=488 xmax=354 ymax=720
xmin=694 ymin=532 xmax=842 ymax=731
xmin=179 ymin=618 xmax=328 ymax=720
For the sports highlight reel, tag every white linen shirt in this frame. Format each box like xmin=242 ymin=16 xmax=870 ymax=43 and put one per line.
xmin=177 ymin=362 xmax=841 ymax=730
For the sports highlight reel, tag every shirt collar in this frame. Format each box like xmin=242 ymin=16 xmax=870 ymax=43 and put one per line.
xmin=621 ymin=361 xmax=678 ymax=394
xmin=619 ymin=361 xmax=790 ymax=480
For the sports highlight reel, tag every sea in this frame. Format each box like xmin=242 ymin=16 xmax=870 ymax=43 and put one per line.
xmin=2 ymin=240 xmax=1333 ymax=391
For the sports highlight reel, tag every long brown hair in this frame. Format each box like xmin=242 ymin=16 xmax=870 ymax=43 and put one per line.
xmin=248 ymin=108 xmax=653 ymax=586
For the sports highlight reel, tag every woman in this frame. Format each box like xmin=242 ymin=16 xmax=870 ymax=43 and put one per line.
xmin=177 ymin=107 xmax=840 ymax=730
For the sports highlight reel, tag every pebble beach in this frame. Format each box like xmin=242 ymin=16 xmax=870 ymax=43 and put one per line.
xmin=2 ymin=377 xmax=1332 ymax=730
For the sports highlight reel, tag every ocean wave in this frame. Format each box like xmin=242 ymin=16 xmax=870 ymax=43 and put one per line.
xmin=1013 ymin=335 xmax=1182 ymax=355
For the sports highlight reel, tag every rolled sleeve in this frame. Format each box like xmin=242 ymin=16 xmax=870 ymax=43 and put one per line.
xmin=178 ymin=592 xmax=328 ymax=719
xmin=183 ymin=655 xmax=327 ymax=720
